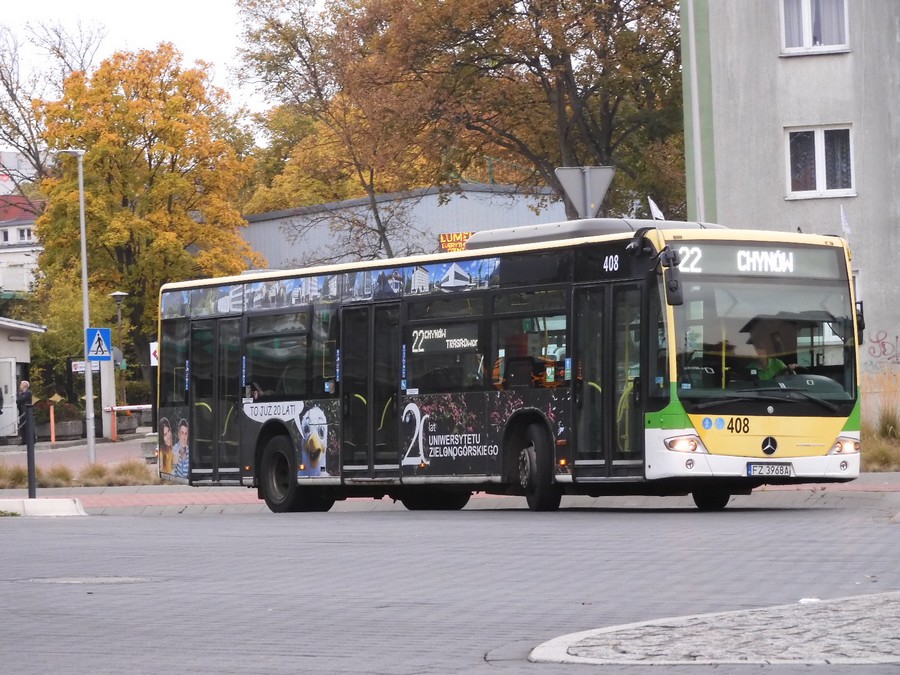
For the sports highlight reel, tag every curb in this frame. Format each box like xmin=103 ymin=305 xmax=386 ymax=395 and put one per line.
xmin=0 ymin=497 xmax=87 ymax=516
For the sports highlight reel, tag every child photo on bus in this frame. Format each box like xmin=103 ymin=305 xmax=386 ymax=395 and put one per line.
xmin=158 ymin=417 xmax=174 ymax=474
xmin=173 ymin=418 xmax=190 ymax=478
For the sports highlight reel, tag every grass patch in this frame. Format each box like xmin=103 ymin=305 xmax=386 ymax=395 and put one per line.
xmin=861 ymin=429 xmax=900 ymax=472
xmin=860 ymin=393 xmax=900 ymax=472
xmin=0 ymin=460 xmax=162 ymax=489
xmin=0 ymin=510 xmax=20 ymax=517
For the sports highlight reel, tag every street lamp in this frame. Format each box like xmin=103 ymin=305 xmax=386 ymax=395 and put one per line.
xmin=110 ymin=291 xmax=129 ymax=405
xmin=57 ymin=148 xmax=95 ymax=464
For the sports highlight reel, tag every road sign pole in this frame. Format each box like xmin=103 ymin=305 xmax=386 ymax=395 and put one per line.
xmin=582 ymin=168 xmax=592 ymax=223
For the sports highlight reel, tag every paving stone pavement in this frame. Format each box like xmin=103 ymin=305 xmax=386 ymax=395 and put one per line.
xmin=531 ymin=591 xmax=900 ymax=666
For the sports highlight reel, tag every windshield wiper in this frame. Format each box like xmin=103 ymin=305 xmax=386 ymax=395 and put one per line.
xmin=752 ymin=387 xmax=840 ymax=412
xmin=692 ymin=393 xmax=791 ymax=410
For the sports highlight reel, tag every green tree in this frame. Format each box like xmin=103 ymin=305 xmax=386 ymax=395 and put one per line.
xmin=35 ymin=43 xmax=263 ymax=384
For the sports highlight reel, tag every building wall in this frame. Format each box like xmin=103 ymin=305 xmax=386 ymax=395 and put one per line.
xmin=686 ymin=0 xmax=900 ymax=419
xmin=243 ymin=184 xmax=566 ymax=271
xmin=0 ymin=151 xmax=36 ymax=196
xmin=0 ymin=196 xmax=40 ymax=292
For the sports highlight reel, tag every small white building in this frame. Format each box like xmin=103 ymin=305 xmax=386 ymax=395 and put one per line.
xmin=0 ymin=317 xmax=46 ymax=438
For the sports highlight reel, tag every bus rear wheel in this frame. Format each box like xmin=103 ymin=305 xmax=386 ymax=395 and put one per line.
xmin=692 ymin=488 xmax=730 ymax=511
xmin=519 ymin=423 xmax=561 ymax=512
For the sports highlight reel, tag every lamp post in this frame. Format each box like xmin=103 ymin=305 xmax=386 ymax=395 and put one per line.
xmin=110 ymin=291 xmax=128 ymax=405
xmin=57 ymin=149 xmax=95 ymax=464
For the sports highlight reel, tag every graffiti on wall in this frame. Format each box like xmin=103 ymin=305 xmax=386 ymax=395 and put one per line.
xmin=865 ymin=330 xmax=900 ymax=371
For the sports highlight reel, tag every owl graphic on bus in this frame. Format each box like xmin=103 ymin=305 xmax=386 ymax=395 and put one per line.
xmin=299 ymin=405 xmax=328 ymax=476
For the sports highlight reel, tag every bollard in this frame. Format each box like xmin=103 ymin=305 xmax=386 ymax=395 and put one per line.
xmin=25 ymin=403 xmax=36 ymax=499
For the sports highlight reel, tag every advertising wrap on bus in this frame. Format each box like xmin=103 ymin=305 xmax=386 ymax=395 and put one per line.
xmin=399 ymin=390 xmax=570 ymax=477
xmin=156 ymin=219 xmax=862 ymax=512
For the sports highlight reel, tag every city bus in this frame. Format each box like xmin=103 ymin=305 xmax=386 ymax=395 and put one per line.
xmin=156 ymin=218 xmax=862 ymax=512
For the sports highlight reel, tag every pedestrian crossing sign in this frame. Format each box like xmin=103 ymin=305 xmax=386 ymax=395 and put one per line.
xmin=86 ymin=327 xmax=112 ymax=361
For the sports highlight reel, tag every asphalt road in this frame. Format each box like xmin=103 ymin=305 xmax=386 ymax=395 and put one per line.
xmin=2 ymin=485 xmax=899 ymax=674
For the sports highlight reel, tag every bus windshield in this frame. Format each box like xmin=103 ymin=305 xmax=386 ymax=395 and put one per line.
xmin=673 ymin=274 xmax=855 ymax=407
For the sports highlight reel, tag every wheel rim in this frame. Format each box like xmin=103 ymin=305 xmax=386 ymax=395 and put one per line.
xmin=268 ymin=452 xmax=290 ymax=503
xmin=519 ymin=444 xmax=535 ymax=490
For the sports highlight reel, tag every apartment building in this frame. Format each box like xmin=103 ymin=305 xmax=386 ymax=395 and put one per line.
xmin=0 ymin=195 xmax=40 ymax=294
xmin=683 ymin=0 xmax=899 ymax=414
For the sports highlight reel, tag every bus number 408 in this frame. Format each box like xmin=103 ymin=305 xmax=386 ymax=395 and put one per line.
xmin=727 ymin=417 xmax=750 ymax=433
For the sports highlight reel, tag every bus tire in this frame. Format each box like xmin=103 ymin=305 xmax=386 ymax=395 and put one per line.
xmin=692 ymin=488 xmax=730 ymax=511
xmin=519 ymin=423 xmax=561 ymax=512
xmin=260 ymin=435 xmax=300 ymax=513
xmin=401 ymin=489 xmax=470 ymax=511
xmin=431 ymin=491 xmax=471 ymax=511
xmin=297 ymin=489 xmax=335 ymax=512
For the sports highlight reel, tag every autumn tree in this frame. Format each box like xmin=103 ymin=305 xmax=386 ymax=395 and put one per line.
xmin=354 ymin=0 xmax=684 ymax=218
xmin=238 ymin=0 xmax=456 ymax=261
xmin=34 ymin=43 xmax=263 ymax=385
xmin=239 ymin=0 xmax=684 ymax=222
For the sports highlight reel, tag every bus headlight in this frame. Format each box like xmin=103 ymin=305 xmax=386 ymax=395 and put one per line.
xmin=829 ymin=437 xmax=860 ymax=454
xmin=664 ymin=435 xmax=707 ymax=453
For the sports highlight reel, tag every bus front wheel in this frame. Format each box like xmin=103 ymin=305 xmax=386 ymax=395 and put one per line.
xmin=519 ymin=423 xmax=561 ymax=512
xmin=692 ymin=488 xmax=730 ymax=511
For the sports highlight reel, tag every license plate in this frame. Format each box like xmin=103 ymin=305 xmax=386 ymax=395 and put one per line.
xmin=747 ymin=463 xmax=794 ymax=477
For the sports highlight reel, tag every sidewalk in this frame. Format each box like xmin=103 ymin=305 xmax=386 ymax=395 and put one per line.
xmin=530 ymin=591 xmax=900 ymax=666
xmin=0 ymin=429 xmax=152 ymax=472
xmin=2 ymin=471 xmax=900 ymax=516
xmin=3 ymin=431 xmax=900 ymax=515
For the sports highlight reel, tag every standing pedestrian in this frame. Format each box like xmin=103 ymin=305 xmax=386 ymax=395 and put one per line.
xmin=16 ymin=380 xmax=33 ymax=445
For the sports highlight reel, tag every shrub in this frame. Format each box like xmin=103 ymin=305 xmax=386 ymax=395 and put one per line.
xmin=125 ymin=380 xmax=151 ymax=405
xmin=877 ymin=405 xmax=900 ymax=440
xmin=41 ymin=465 xmax=74 ymax=488
xmin=0 ymin=464 xmax=28 ymax=489
xmin=77 ymin=463 xmax=113 ymax=487
xmin=32 ymin=399 xmax=83 ymax=425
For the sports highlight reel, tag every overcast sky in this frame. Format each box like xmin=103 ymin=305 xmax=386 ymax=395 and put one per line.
xmin=3 ymin=0 xmax=247 ymax=100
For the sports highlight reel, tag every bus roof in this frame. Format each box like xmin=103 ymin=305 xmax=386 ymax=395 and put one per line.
xmin=463 ymin=218 xmax=727 ymax=249
xmin=160 ymin=219 xmax=849 ymax=293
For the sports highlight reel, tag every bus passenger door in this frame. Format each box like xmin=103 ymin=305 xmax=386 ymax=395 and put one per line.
xmin=341 ymin=304 xmax=400 ymax=478
xmin=574 ymin=284 xmax=644 ymax=479
xmin=189 ymin=318 xmax=242 ymax=483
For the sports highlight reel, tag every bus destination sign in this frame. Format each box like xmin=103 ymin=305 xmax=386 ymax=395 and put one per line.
xmin=671 ymin=242 xmax=844 ymax=279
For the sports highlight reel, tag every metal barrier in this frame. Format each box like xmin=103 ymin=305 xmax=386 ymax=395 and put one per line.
xmin=102 ymin=404 xmax=153 ymax=442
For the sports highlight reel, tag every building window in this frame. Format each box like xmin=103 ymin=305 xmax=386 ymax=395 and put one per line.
xmin=786 ymin=126 xmax=854 ymax=198
xmin=1 ymin=230 xmax=8 ymax=244
xmin=782 ymin=0 xmax=848 ymax=53
xmin=17 ymin=227 xmax=32 ymax=242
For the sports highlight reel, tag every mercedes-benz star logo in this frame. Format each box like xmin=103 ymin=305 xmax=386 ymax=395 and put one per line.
xmin=762 ymin=437 xmax=778 ymax=455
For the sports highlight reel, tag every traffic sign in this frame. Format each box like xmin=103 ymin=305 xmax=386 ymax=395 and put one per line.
xmin=554 ymin=166 xmax=615 ymax=218
xmin=71 ymin=360 xmax=100 ymax=373
xmin=86 ymin=327 xmax=112 ymax=361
